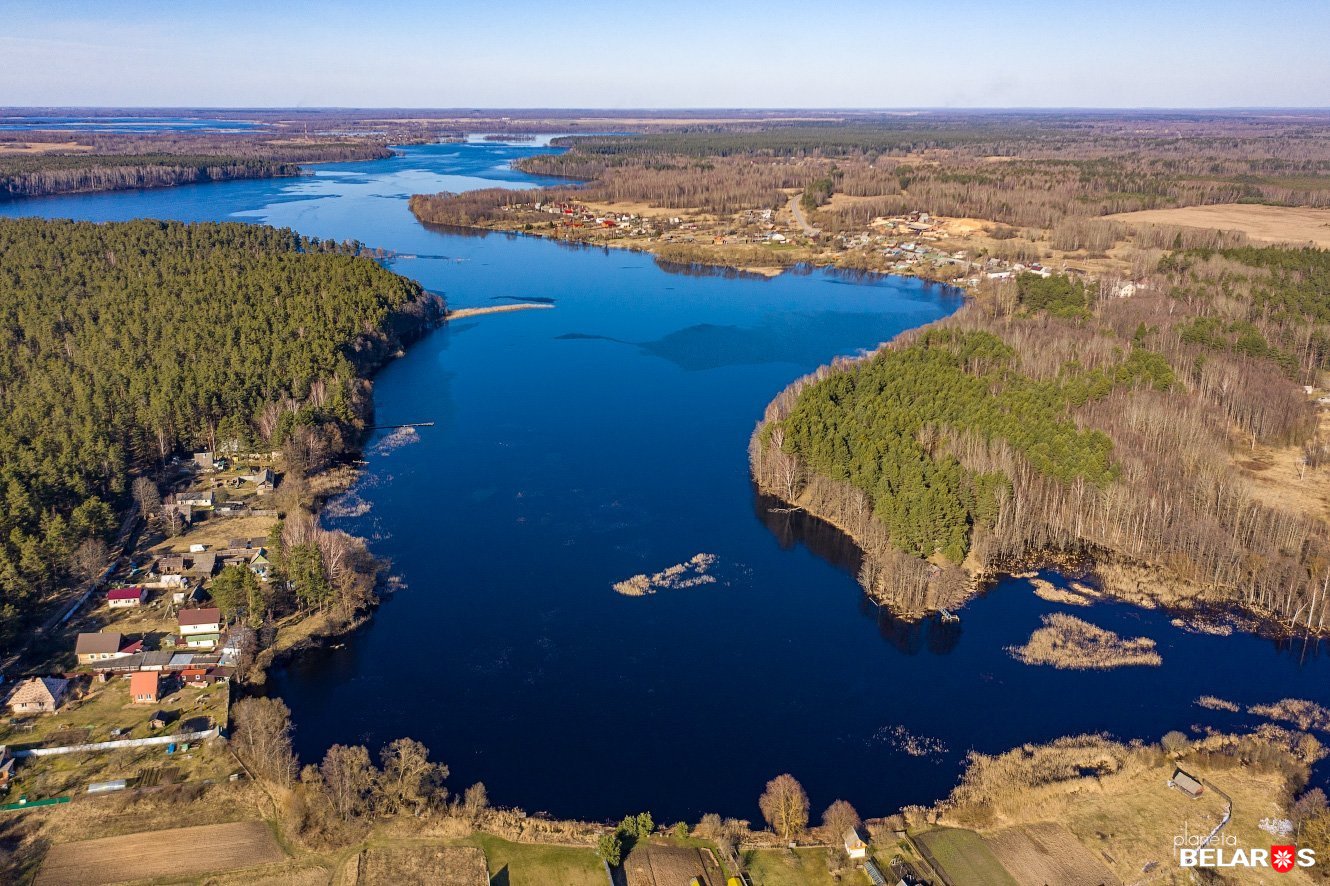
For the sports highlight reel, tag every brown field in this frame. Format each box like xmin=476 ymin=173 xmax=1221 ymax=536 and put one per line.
xmin=35 ymin=820 xmax=285 ymax=886
xmin=0 ymin=141 xmax=93 ymax=155
xmin=623 ymin=843 xmax=725 ymax=886
xmin=984 ymin=823 xmax=1119 ymax=886
xmin=1236 ymin=396 xmax=1330 ymax=521
xmin=359 ymin=844 xmax=488 ymax=885
xmin=1106 ymin=203 xmax=1330 ymax=247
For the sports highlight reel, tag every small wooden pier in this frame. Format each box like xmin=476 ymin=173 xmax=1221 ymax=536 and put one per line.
xmin=368 ymin=421 xmax=435 ymax=431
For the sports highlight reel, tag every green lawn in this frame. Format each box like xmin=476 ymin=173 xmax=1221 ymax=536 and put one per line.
xmin=912 ymin=827 xmax=1018 ymax=886
xmin=745 ymin=847 xmax=839 ymax=886
xmin=464 ymin=833 xmax=606 ymax=886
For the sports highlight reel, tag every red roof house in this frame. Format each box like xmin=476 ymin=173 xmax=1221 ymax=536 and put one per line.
xmin=107 ymin=586 xmax=147 ymax=608
xmin=129 ymin=671 xmax=160 ymax=705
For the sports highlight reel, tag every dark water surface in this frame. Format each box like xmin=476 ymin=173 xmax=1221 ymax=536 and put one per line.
xmin=3 ymin=142 xmax=1326 ymax=823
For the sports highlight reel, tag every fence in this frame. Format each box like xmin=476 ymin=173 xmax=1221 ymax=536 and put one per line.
xmin=13 ymin=727 xmax=220 ymax=758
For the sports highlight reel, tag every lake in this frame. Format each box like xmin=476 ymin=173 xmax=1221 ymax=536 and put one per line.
xmin=3 ymin=140 xmax=1326 ymax=824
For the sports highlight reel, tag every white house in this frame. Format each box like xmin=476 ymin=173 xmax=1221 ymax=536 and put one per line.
xmin=178 ymin=607 xmax=222 ymax=650
xmin=844 ymin=827 xmax=869 ymax=861
xmin=178 ymin=607 xmax=221 ymax=636
xmin=106 ymin=586 xmax=147 ymax=609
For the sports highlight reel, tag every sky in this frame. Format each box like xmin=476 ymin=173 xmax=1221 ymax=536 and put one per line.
xmin=3 ymin=0 xmax=1329 ymax=109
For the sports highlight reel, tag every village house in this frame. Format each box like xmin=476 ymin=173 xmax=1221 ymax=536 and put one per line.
xmin=76 ymin=632 xmax=130 ymax=665
xmin=106 ymin=586 xmax=147 ymax=609
xmin=177 ymin=489 xmax=216 ymax=509
xmin=249 ymin=549 xmax=272 ymax=580
xmin=179 ymin=607 xmax=223 ymax=650
xmin=129 ymin=671 xmax=160 ymax=705
xmin=844 ymin=826 xmax=869 ymax=861
xmin=156 ymin=554 xmax=187 ymax=576
xmin=193 ymin=451 xmax=215 ymax=472
xmin=6 ymin=676 xmax=69 ymax=714
xmin=185 ymin=552 xmax=217 ymax=578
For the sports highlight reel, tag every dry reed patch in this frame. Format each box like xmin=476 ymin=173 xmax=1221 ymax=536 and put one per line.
xmin=1248 ymin=698 xmax=1330 ymax=733
xmin=36 ymin=820 xmax=283 ymax=886
xmin=1105 ymin=204 xmax=1330 ymax=247
xmin=984 ymin=822 xmax=1119 ymax=886
xmin=1008 ymin=614 xmax=1161 ymax=670
xmin=613 ymin=553 xmax=718 ymax=596
xmin=1029 ymin=577 xmax=1097 ymax=606
xmin=1195 ymin=695 xmax=1241 ymax=712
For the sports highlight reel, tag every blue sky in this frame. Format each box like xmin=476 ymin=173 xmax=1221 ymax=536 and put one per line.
xmin=3 ymin=0 xmax=1328 ymax=108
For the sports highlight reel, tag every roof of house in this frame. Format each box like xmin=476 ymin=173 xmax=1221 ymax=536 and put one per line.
xmin=845 ymin=827 xmax=868 ymax=849
xmin=1172 ymin=769 xmax=1205 ymax=794
xmin=168 ymin=654 xmax=194 ymax=667
xmin=7 ymin=677 xmax=68 ymax=708
xmin=106 ymin=587 xmax=144 ymax=601
xmin=76 ymin=632 xmax=124 ymax=655
xmin=226 ymin=538 xmax=251 ymax=549
xmin=187 ymin=553 xmax=217 ymax=574
xmin=178 ymin=607 xmax=221 ymax=627
xmin=142 ymin=651 xmax=173 ymax=667
xmin=183 ymin=489 xmax=215 ymax=502
xmin=129 ymin=671 xmax=159 ymax=697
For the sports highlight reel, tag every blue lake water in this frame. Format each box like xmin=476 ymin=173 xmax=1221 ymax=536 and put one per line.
xmin=3 ymin=141 xmax=1327 ymax=824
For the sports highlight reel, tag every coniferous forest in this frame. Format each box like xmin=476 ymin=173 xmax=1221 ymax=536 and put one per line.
xmin=0 ymin=218 xmax=443 ymax=643
xmin=753 ymin=253 xmax=1330 ymax=630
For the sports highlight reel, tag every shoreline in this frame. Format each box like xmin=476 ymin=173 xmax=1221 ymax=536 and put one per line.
xmin=412 ymin=215 xmax=971 ymax=285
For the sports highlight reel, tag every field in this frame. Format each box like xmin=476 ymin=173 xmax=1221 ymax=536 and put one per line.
xmin=744 ymin=848 xmax=840 ymax=886
xmin=464 ymin=833 xmax=605 ymax=886
xmin=984 ymin=823 xmax=1118 ymax=886
xmin=1106 ymin=203 xmax=1330 ymax=247
xmin=913 ymin=827 xmax=1019 ymax=886
xmin=35 ymin=820 xmax=284 ymax=885
xmin=359 ymin=844 xmax=488 ymax=885
xmin=622 ymin=842 xmax=726 ymax=886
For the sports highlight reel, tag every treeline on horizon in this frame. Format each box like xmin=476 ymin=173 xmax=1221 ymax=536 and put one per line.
xmin=752 ymin=248 xmax=1330 ymax=629
xmin=0 ymin=218 xmax=443 ymax=647
xmin=0 ymin=135 xmax=393 ymax=200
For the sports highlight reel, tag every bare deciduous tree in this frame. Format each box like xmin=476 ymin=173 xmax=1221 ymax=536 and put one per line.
xmin=821 ymin=799 xmax=861 ymax=842
xmin=758 ymin=773 xmax=809 ymax=841
xmin=232 ymin=697 xmax=297 ymax=785
xmin=321 ymin=744 xmax=375 ymax=822
xmin=378 ymin=737 xmax=447 ymax=816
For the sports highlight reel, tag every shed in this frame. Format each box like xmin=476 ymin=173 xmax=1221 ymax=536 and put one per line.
xmin=1170 ymin=768 xmax=1205 ymax=799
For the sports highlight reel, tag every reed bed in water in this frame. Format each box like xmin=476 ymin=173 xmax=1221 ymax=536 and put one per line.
xmin=1008 ymin=613 xmax=1162 ymax=670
